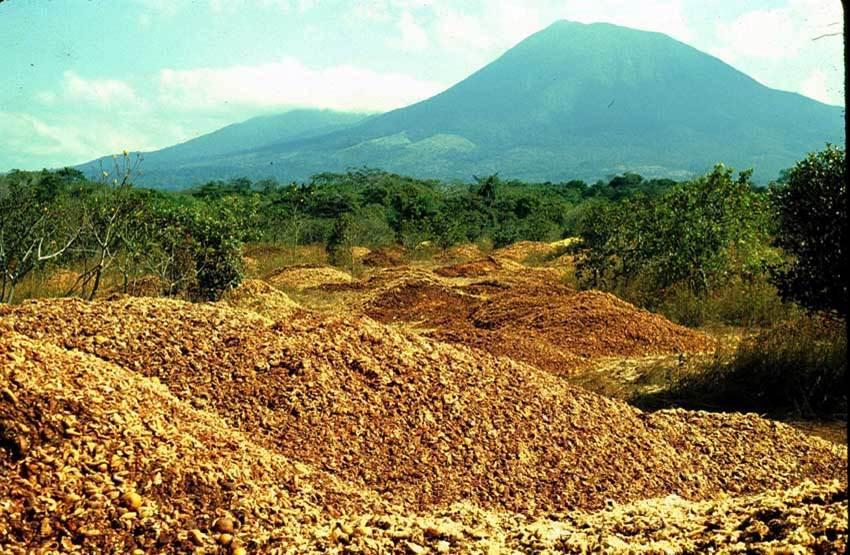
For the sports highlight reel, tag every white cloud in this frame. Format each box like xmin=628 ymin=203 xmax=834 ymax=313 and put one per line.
xmin=35 ymin=91 xmax=58 ymax=106
xmin=392 ymin=11 xmax=430 ymax=52
xmin=210 ymin=0 xmax=317 ymax=14
xmin=61 ymin=71 xmax=143 ymax=108
xmin=433 ymin=7 xmax=494 ymax=53
xmin=132 ymin=0 xmax=182 ymax=17
xmin=156 ymin=57 xmax=447 ymax=112
xmin=0 ymin=110 xmax=191 ymax=170
xmin=429 ymin=0 xmax=694 ymax=66
xmin=800 ymin=69 xmax=834 ymax=104
xmin=712 ymin=7 xmax=799 ymax=62
xmin=706 ymin=0 xmax=843 ymax=105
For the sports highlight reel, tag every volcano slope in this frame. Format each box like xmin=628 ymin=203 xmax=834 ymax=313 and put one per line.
xmin=1 ymin=320 xmax=846 ymax=553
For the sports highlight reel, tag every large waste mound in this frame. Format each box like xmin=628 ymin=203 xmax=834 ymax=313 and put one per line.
xmin=0 ymin=327 xmax=384 ymax=554
xmin=2 ymin=298 xmax=843 ymax=518
xmin=2 ymin=323 xmax=845 ymax=553
xmin=435 ymin=243 xmax=485 ymax=263
xmin=363 ymin=273 xmax=713 ymax=374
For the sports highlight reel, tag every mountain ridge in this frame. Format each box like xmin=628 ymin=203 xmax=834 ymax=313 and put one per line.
xmin=79 ymin=20 xmax=844 ymax=188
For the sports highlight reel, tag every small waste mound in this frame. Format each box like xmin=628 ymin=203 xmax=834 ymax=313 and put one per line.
xmin=220 ymin=279 xmax=302 ymax=318
xmin=544 ymin=251 xmax=575 ymax=270
xmin=362 ymin=246 xmax=405 ymax=267
xmin=549 ymin=237 xmax=580 ymax=249
xmin=434 ymin=256 xmax=524 ymax=278
xmin=266 ymin=264 xmax=353 ymax=290
xmin=351 ymin=246 xmax=371 ymax=261
xmin=44 ymin=268 xmax=81 ymax=292
xmin=469 ymin=289 xmax=715 ymax=364
xmin=435 ymin=243 xmax=485 ymax=263
xmin=360 ymin=274 xmax=478 ymax=325
xmin=492 ymin=241 xmax=557 ymax=262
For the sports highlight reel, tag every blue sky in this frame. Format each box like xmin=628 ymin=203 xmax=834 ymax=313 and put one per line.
xmin=0 ymin=0 xmax=844 ymax=171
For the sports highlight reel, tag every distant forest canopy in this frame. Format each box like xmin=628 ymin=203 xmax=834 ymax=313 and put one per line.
xmin=1 ymin=146 xmax=844 ymax=317
xmin=2 ymin=163 xmax=689 ymax=249
xmin=0 ymin=163 xmax=692 ymax=303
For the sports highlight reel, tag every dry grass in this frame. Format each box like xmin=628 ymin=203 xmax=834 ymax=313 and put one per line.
xmin=633 ymin=314 xmax=847 ymax=419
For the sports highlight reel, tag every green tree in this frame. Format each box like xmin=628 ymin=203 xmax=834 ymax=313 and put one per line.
xmin=576 ymin=165 xmax=774 ymax=296
xmin=0 ymin=171 xmax=80 ymax=303
xmin=327 ymin=212 xmax=355 ymax=269
xmin=772 ymin=145 xmax=846 ymax=316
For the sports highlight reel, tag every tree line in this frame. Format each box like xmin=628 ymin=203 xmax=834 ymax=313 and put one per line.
xmin=0 ymin=145 xmax=844 ymax=320
xmin=574 ymin=145 xmax=845 ymax=320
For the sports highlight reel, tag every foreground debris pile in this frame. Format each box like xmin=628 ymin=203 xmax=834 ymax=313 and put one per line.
xmin=312 ymin=480 xmax=847 ymax=554
xmin=0 ymin=328 xmax=383 ymax=553
xmin=1 ymin=295 xmax=846 ymax=552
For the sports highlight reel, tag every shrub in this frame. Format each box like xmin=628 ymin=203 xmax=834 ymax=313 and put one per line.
xmin=771 ymin=145 xmax=846 ymax=317
xmin=576 ymin=165 xmax=774 ymax=295
xmin=636 ymin=314 xmax=846 ymax=418
xmin=326 ymin=213 xmax=355 ymax=269
xmin=656 ymin=279 xmax=794 ymax=328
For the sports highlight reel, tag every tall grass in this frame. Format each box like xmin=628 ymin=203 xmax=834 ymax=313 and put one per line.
xmin=635 ymin=313 xmax=847 ymax=418
xmin=242 ymin=243 xmax=328 ymax=278
xmin=655 ymin=279 xmax=796 ymax=328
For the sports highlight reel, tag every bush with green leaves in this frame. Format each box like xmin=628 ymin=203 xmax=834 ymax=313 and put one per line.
xmin=771 ymin=144 xmax=846 ymax=317
xmin=576 ymin=164 xmax=777 ymax=315
xmin=134 ymin=197 xmax=248 ymax=301
xmin=326 ymin=212 xmax=356 ymax=269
